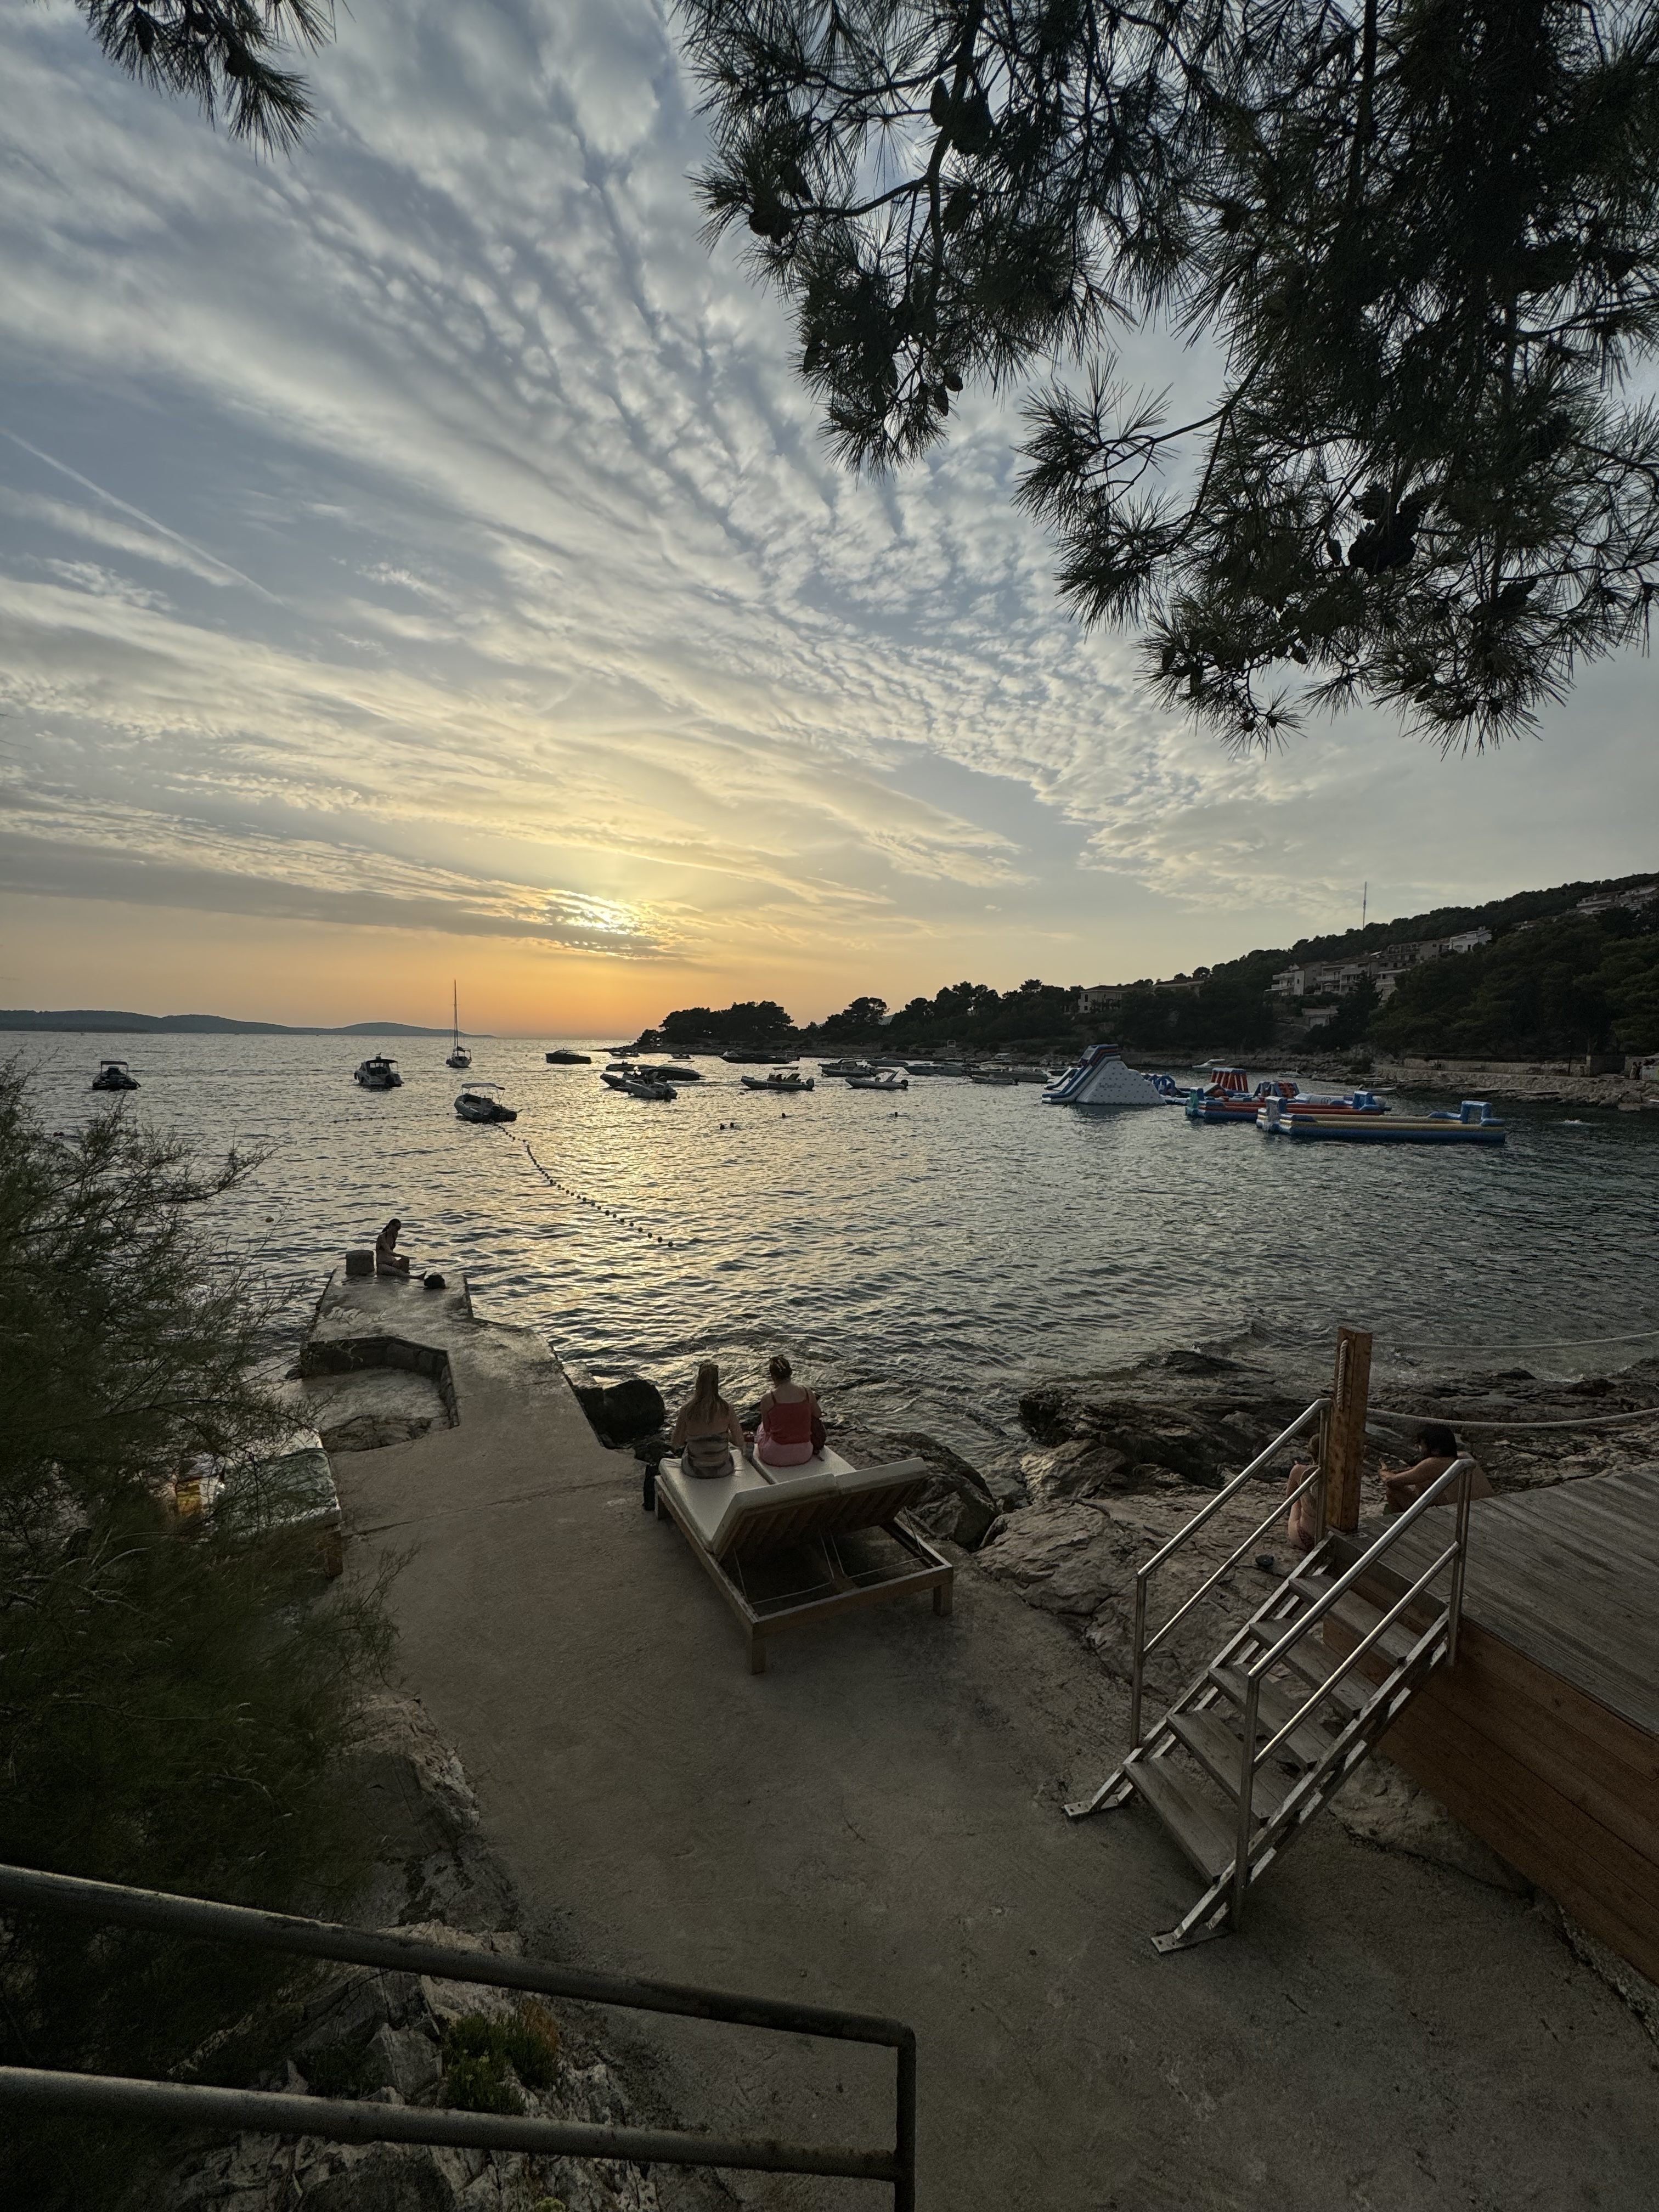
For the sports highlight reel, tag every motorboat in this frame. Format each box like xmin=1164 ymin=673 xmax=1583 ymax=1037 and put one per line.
xmin=723 ymin=1048 xmax=795 ymax=1065
xmin=905 ymin=1059 xmax=967 ymax=1076
xmin=546 ymin=1049 xmax=592 ymax=1064
xmin=1042 ymin=1043 xmax=1164 ymax=1108
xmin=741 ymin=1070 xmax=814 ymax=1092
xmin=602 ymin=1067 xmax=676 ymax=1099
xmin=353 ymin=1056 xmax=402 ymax=1090
xmin=1186 ymin=1068 xmax=1387 ymax=1124
xmin=90 ymin=1059 xmax=139 ymax=1091
xmin=445 ymin=982 xmax=471 ymax=1070
xmin=1259 ymin=1096 xmax=1504 ymax=1145
xmin=847 ymin=1071 xmax=907 ymax=1091
xmin=455 ymin=1082 xmax=517 ymax=1122
xmin=968 ymin=1068 xmax=1017 ymax=1084
xmin=819 ymin=1058 xmax=875 ymax=1078
xmin=639 ymin=1060 xmax=701 ymax=1081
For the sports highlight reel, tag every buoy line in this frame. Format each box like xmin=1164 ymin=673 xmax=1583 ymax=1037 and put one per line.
xmin=515 ymin=1137 xmax=686 ymax=1250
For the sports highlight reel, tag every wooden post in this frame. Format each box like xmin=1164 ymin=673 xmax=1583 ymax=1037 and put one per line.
xmin=1324 ymin=1327 xmax=1374 ymax=1533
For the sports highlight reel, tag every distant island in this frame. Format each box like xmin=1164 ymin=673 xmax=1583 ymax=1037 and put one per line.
xmin=0 ymin=1010 xmax=467 ymax=1037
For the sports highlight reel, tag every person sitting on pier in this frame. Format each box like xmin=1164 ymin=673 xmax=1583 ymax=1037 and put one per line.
xmin=374 ymin=1217 xmax=411 ymax=1277
xmin=1380 ymin=1423 xmax=1492 ymax=1513
xmin=753 ymin=1355 xmax=824 ymax=1469
xmin=670 ymin=1361 xmax=748 ymax=1479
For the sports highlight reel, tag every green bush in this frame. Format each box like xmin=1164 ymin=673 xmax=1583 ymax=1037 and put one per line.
xmin=443 ymin=2007 xmax=561 ymax=2109
xmin=0 ymin=1069 xmax=396 ymax=2209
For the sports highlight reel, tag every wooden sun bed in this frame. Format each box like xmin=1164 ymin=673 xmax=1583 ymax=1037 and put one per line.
xmin=654 ymin=1444 xmax=953 ymax=1673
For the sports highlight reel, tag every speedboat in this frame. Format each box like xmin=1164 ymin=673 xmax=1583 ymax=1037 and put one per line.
xmin=445 ymin=983 xmax=471 ymax=1070
xmin=741 ymin=1070 xmax=814 ymax=1092
xmin=722 ymin=1048 xmax=794 ymax=1065
xmin=454 ymin=1082 xmax=516 ymax=1122
xmin=1260 ymin=1096 xmax=1503 ymax=1145
xmin=602 ymin=1068 xmax=676 ymax=1099
xmin=545 ymin=1048 xmax=592 ymax=1064
xmin=1042 ymin=1043 xmax=1164 ymax=1108
xmin=91 ymin=1059 xmax=139 ymax=1091
xmin=353 ymin=1056 xmax=402 ymax=1090
xmin=905 ymin=1059 xmax=967 ymax=1076
xmin=640 ymin=1061 xmax=701 ymax=1081
xmin=847 ymin=1071 xmax=906 ymax=1091
xmin=819 ymin=1058 xmax=875 ymax=1078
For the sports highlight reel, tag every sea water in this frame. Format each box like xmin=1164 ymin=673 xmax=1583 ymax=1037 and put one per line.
xmin=19 ymin=1034 xmax=1659 ymax=1462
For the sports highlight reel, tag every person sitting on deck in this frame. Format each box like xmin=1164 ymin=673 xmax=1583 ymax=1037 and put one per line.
xmin=1380 ymin=1423 xmax=1493 ymax=1513
xmin=753 ymin=1355 xmax=823 ymax=1469
xmin=670 ymin=1361 xmax=748 ymax=1479
xmin=374 ymin=1218 xmax=411 ymax=1277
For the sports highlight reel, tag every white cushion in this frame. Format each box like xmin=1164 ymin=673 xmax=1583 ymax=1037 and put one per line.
xmin=660 ymin=1449 xmax=928 ymax=1556
xmin=712 ymin=1466 xmax=838 ymax=1552
xmin=659 ymin=1458 xmax=771 ymax=1550
xmin=831 ymin=1456 xmax=928 ymax=1496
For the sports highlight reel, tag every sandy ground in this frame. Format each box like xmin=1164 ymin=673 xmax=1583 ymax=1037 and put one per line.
xmin=322 ymin=1274 xmax=1659 ymax=2212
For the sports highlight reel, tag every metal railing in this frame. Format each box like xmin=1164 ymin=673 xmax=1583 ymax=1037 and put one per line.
xmin=1222 ymin=1452 xmax=1475 ymax=1927
xmin=1124 ymin=1399 xmax=1325 ymax=1751
xmin=0 ymin=1864 xmax=916 ymax=2209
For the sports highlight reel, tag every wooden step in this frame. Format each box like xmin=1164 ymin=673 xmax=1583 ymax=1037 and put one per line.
xmin=1126 ymin=1752 xmax=1236 ymax=1880
xmin=1207 ymin=1664 xmax=1341 ymax=1765
xmin=1274 ymin=1584 xmax=1421 ymax=1672
xmin=1279 ymin=1636 xmax=1374 ymax=1714
xmin=1167 ymin=1710 xmax=1298 ymax=1820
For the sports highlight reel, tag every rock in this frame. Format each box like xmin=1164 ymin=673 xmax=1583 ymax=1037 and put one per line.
xmin=575 ymin=1379 xmax=667 ymax=1447
xmin=365 ymin=2022 xmax=442 ymax=2099
xmin=827 ymin=1423 xmax=1001 ymax=1547
xmin=345 ymin=1248 xmax=375 ymax=1278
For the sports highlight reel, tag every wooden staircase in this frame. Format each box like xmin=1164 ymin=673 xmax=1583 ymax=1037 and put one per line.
xmin=1067 ymin=1402 xmax=1475 ymax=1953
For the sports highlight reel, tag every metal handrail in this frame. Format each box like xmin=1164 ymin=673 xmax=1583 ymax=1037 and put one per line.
xmin=1128 ymin=1399 xmax=1324 ymax=1747
xmin=0 ymin=1864 xmax=915 ymax=2210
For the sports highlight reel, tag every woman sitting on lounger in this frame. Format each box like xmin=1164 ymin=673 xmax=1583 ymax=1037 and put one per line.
xmin=670 ymin=1361 xmax=748 ymax=1479
xmin=753 ymin=1355 xmax=822 ymax=1469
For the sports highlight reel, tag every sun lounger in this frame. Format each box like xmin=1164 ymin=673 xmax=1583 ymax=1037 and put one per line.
xmin=654 ymin=1444 xmax=953 ymax=1672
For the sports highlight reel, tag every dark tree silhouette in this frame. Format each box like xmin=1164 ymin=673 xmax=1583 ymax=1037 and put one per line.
xmin=681 ymin=1 xmax=1659 ymax=751
xmin=76 ymin=0 xmax=334 ymax=155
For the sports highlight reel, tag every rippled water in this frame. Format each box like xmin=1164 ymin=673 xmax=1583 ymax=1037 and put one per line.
xmin=20 ymin=1033 xmax=1659 ymax=1461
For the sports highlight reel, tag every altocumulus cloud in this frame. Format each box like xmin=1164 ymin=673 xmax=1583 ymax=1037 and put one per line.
xmin=0 ymin=0 xmax=1654 ymax=991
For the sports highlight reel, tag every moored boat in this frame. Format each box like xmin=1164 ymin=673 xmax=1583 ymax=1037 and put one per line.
xmin=454 ymin=1082 xmax=516 ymax=1122
xmin=1259 ymin=1096 xmax=1505 ymax=1145
xmin=90 ymin=1058 xmax=139 ymax=1091
xmin=819 ymin=1058 xmax=875 ymax=1078
xmin=741 ymin=1070 xmax=814 ymax=1092
xmin=353 ymin=1056 xmax=402 ymax=1090
xmin=640 ymin=1061 xmax=701 ymax=1081
xmin=847 ymin=1071 xmax=907 ymax=1091
xmin=445 ymin=982 xmax=471 ymax=1070
xmin=1042 ymin=1043 xmax=1164 ymax=1108
xmin=546 ymin=1049 xmax=592 ymax=1064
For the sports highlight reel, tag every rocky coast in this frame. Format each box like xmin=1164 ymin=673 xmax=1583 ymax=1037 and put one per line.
xmin=1297 ymin=1050 xmax=1659 ymax=1108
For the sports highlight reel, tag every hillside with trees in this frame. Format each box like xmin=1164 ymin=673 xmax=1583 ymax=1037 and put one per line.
xmin=638 ymin=871 xmax=1659 ymax=1064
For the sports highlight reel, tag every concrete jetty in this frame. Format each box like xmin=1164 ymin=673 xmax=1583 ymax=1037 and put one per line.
xmin=311 ymin=1269 xmax=1659 ymax=2210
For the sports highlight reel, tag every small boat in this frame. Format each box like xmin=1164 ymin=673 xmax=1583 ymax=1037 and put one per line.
xmin=90 ymin=1058 xmax=139 ymax=1091
xmin=455 ymin=1082 xmax=516 ymax=1122
xmin=1042 ymin=1043 xmax=1164 ymax=1108
xmin=603 ymin=1067 xmax=676 ymax=1099
xmin=640 ymin=1061 xmax=701 ymax=1081
xmin=904 ymin=1059 xmax=967 ymax=1076
xmin=353 ymin=1056 xmax=402 ymax=1090
xmin=546 ymin=1049 xmax=592 ymax=1064
xmin=723 ymin=1048 xmax=794 ymax=1065
xmin=1259 ymin=1096 xmax=1505 ymax=1146
xmin=847 ymin=1071 xmax=907 ymax=1091
xmin=819 ymin=1058 xmax=875 ymax=1078
xmin=741 ymin=1070 xmax=815 ymax=1092
xmin=445 ymin=982 xmax=471 ymax=1071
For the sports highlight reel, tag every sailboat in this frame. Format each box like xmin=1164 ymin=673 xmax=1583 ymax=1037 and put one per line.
xmin=446 ymin=983 xmax=472 ymax=1071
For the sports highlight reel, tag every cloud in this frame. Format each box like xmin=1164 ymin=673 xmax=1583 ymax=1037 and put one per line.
xmin=0 ymin=0 xmax=1654 ymax=1019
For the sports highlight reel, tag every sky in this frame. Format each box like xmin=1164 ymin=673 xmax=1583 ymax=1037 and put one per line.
xmin=0 ymin=1 xmax=1653 ymax=1035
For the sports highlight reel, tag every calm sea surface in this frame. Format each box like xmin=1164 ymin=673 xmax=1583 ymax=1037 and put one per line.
xmin=20 ymin=1033 xmax=1659 ymax=1464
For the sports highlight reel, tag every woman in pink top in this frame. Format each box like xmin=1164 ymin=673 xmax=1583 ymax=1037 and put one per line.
xmin=753 ymin=1355 xmax=822 ymax=1468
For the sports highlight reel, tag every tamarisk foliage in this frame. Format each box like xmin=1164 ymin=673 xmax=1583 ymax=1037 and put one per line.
xmin=75 ymin=0 xmax=333 ymax=154
xmin=682 ymin=1 xmax=1659 ymax=748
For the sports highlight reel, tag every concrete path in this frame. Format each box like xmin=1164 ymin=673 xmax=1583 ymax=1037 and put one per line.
xmin=325 ymin=1275 xmax=1659 ymax=2212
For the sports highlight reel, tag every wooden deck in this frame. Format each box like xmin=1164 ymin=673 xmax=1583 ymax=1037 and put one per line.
xmin=1333 ymin=1469 xmax=1659 ymax=1983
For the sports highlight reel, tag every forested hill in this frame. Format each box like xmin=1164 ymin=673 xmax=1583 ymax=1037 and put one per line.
xmin=642 ymin=870 xmax=1659 ymax=1062
xmin=0 ymin=1011 xmax=455 ymax=1036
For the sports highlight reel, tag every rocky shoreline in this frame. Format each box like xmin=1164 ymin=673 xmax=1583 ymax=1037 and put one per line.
xmin=1297 ymin=1050 xmax=1659 ymax=1108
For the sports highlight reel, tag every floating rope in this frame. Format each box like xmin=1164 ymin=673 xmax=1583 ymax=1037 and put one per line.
xmin=1375 ymin=1323 xmax=1659 ymax=1356
xmin=517 ymin=1138 xmax=686 ymax=1250
xmin=1368 ymin=1404 xmax=1659 ymax=1434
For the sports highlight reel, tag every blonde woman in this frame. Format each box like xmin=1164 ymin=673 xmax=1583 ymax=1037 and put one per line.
xmin=669 ymin=1361 xmax=748 ymax=1479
